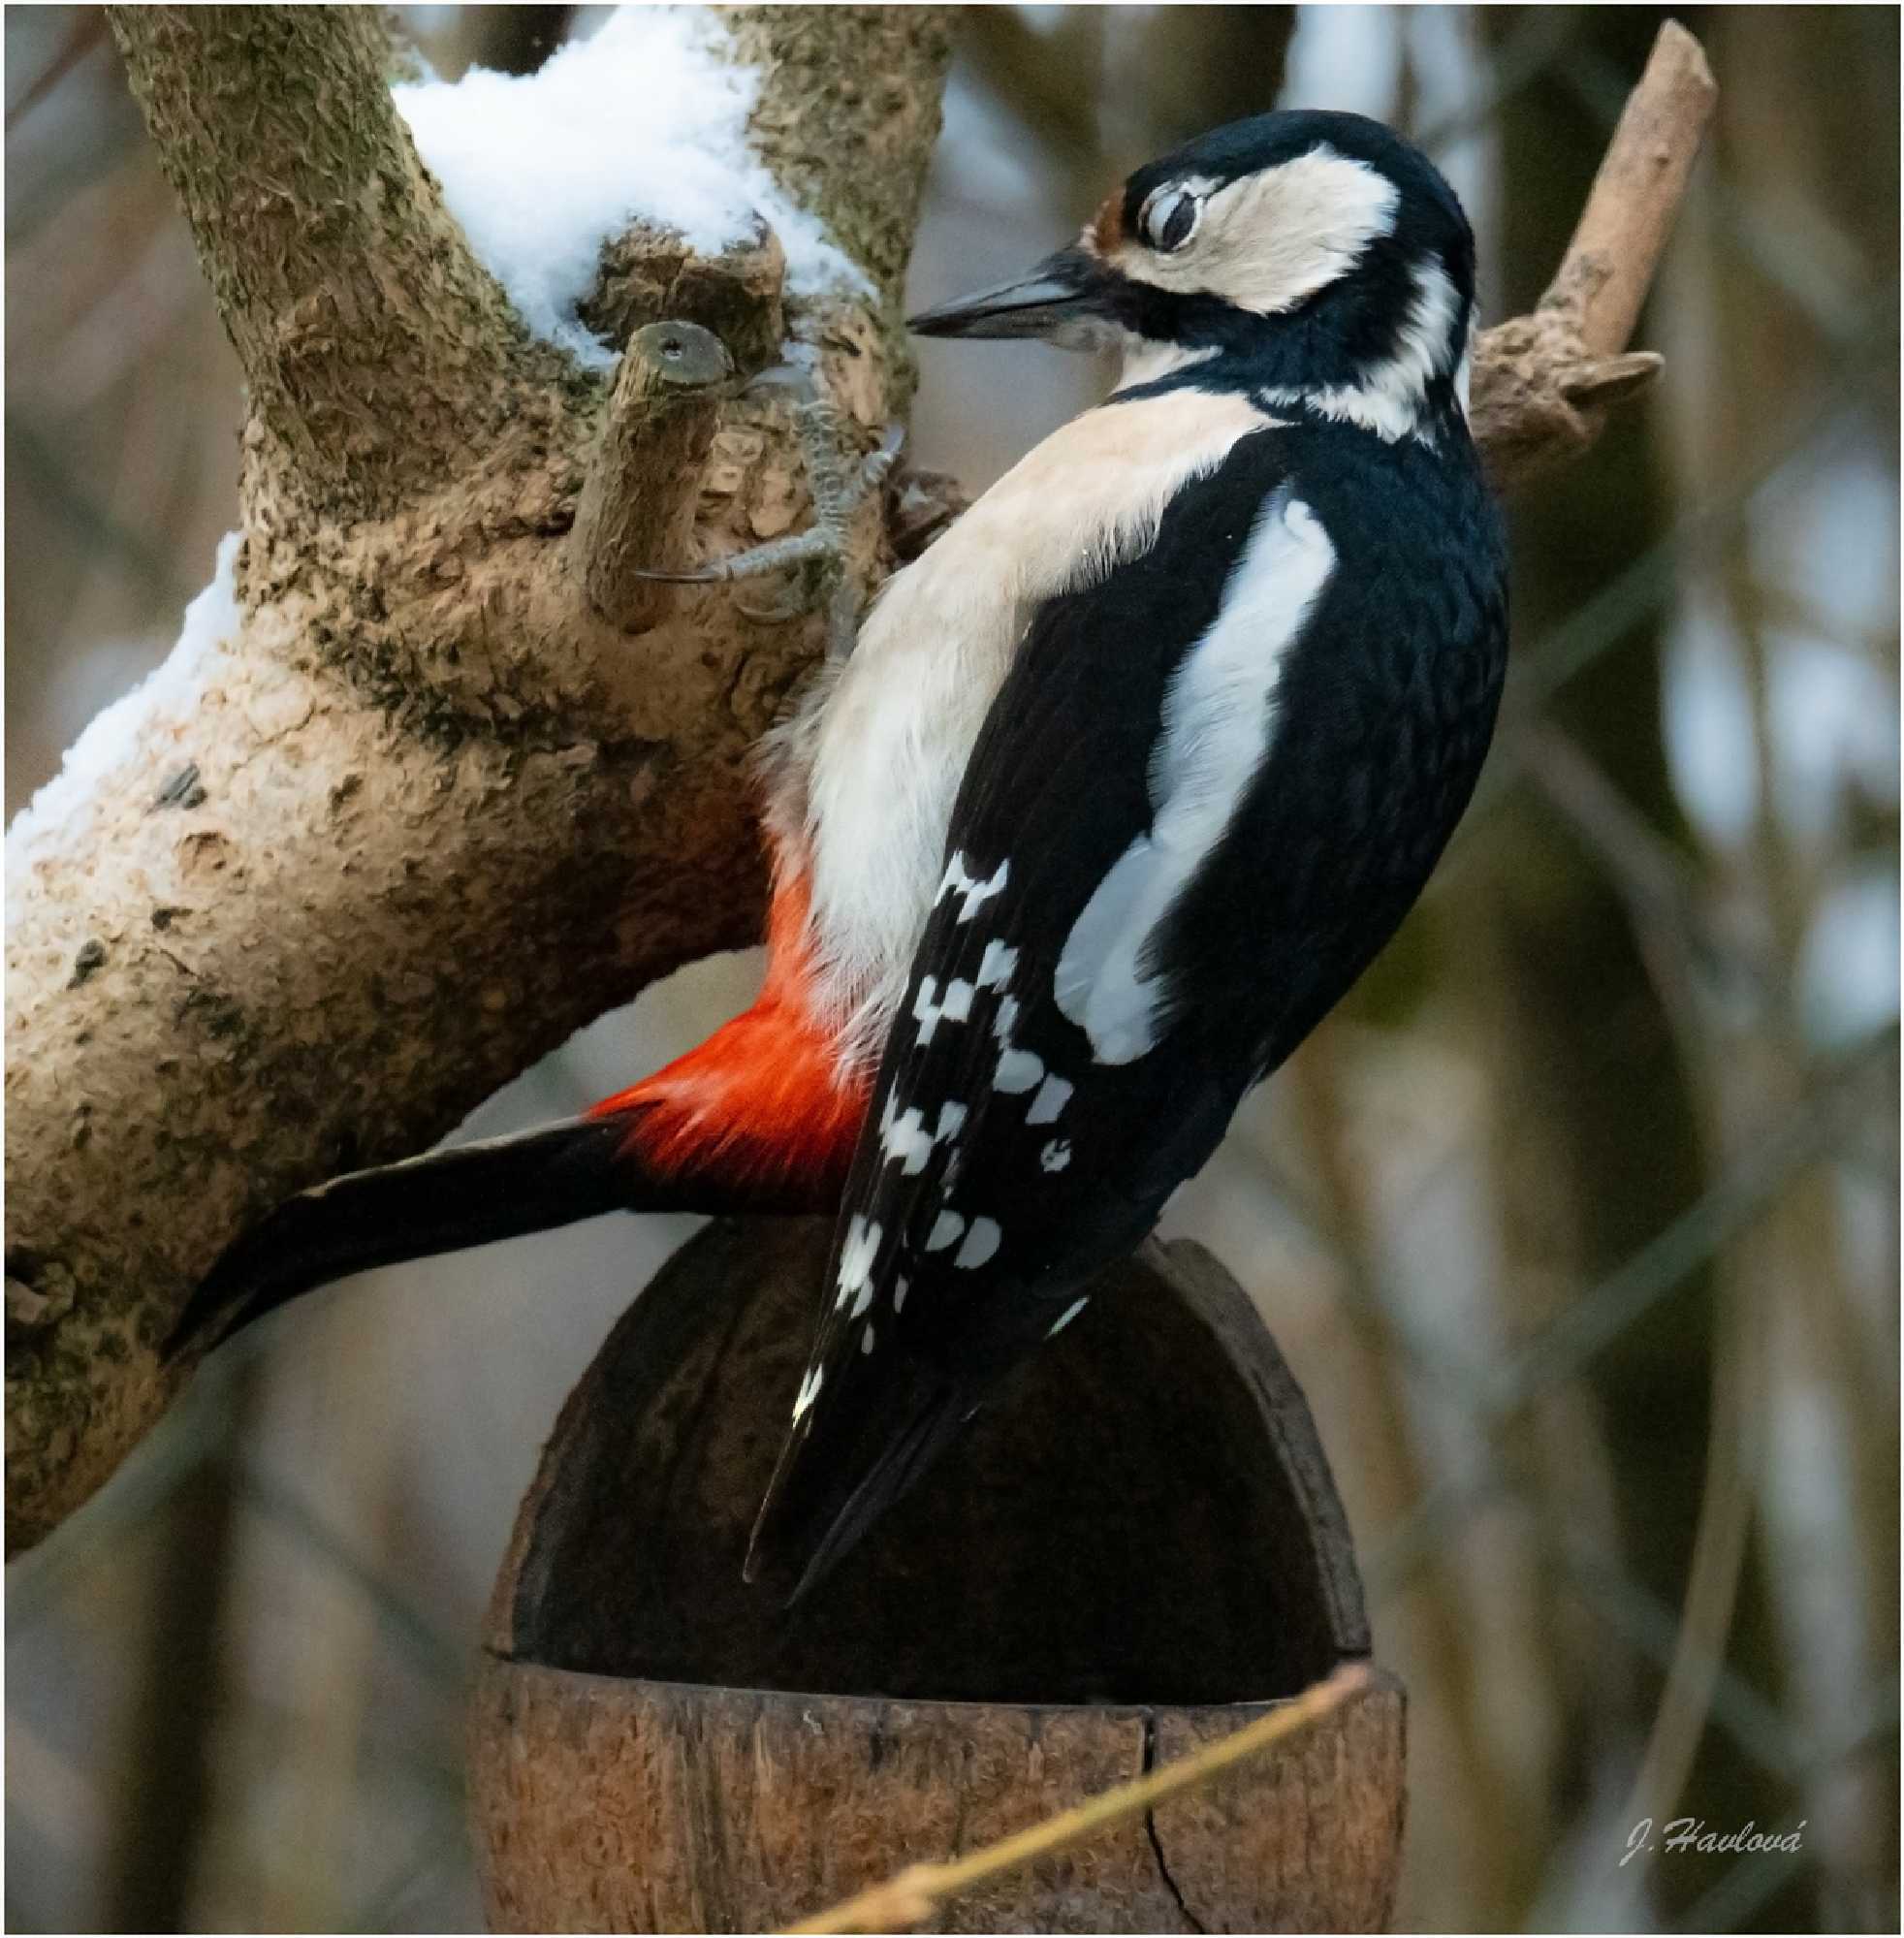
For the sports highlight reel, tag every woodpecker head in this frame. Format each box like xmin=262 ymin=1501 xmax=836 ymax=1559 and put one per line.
xmin=909 ymin=111 xmax=1476 ymax=436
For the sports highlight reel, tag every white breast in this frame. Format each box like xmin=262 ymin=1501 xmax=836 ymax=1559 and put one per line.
xmin=769 ymin=385 xmax=1274 ymax=1068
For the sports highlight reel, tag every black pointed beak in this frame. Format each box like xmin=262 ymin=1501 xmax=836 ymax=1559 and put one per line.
xmin=906 ymin=248 xmax=1110 ymax=342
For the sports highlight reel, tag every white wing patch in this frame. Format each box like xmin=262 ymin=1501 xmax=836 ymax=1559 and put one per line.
xmin=954 ymin=1218 xmax=1001 ymax=1269
xmin=788 ymin=387 xmax=1273 ymax=1071
xmin=878 ymin=1095 xmax=968 ymax=1175
xmin=835 ymin=1214 xmax=882 ymax=1315
xmin=1055 ymin=491 xmax=1337 ymax=1064
xmin=911 ymin=975 xmax=974 ymax=1045
xmin=939 ymin=852 xmax=1009 ymax=922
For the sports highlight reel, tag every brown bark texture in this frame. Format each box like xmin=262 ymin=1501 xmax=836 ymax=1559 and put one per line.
xmin=5 ymin=15 xmax=1712 ymax=1555
xmin=6 ymin=2 xmax=954 ymax=1554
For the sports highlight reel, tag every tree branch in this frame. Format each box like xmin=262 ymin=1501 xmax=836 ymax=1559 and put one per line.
xmin=107 ymin=6 xmax=543 ymax=514
xmin=1471 ymin=18 xmax=1718 ymax=487
xmin=571 ymin=321 xmax=736 ymax=634
xmin=7 ymin=4 xmax=953 ymax=1555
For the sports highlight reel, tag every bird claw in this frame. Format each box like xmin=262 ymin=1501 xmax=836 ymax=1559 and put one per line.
xmin=633 ymin=368 xmax=906 ymax=656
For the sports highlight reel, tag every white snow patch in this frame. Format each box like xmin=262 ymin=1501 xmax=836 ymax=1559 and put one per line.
xmin=393 ymin=6 xmax=871 ymax=370
xmin=8 ymin=533 xmax=243 ymax=912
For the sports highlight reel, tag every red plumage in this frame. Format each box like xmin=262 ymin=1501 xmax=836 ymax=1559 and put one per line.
xmin=590 ymin=865 xmax=869 ymax=1208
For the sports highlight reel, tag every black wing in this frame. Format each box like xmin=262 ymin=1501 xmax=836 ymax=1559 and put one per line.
xmin=747 ymin=416 xmax=1505 ymax=1599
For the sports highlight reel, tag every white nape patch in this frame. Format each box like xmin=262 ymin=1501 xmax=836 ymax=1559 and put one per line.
xmin=1118 ymin=146 xmax=1399 ymax=318
xmin=924 ymin=1210 xmax=966 ymax=1253
xmin=976 ymin=939 xmax=1019 ymax=990
xmin=938 ymin=852 xmax=1009 ymax=923
xmin=911 ymin=975 xmax=974 ymax=1045
xmin=878 ymin=1095 xmax=967 ymax=1175
xmin=1288 ymin=257 xmax=1465 ymax=442
xmin=8 ymin=533 xmax=243 ymax=916
xmin=1057 ymin=491 xmax=1336 ymax=1064
xmin=791 ymin=1365 xmax=824 ymax=1422
xmin=955 ymin=1218 xmax=1001 ymax=1269
xmin=1027 ymin=1075 xmax=1073 ymax=1125
xmin=392 ymin=7 xmax=868 ymax=371
xmin=994 ymin=1046 xmax=1044 ymax=1094
xmin=1040 ymin=1139 xmax=1072 ymax=1172
xmin=1048 ymin=1297 xmax=1089 ymax=1337
xmin=836 ymin=1214 xmax=880 ymax=1314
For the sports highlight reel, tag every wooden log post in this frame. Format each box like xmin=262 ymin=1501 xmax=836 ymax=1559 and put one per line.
xmin=470 ymin=1222 xmax=1405 ymax=1932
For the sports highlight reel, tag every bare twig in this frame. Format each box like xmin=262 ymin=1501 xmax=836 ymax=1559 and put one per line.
xmin=783 ymin=1662 xmax=1373 ymax=1934
xmin=571 ymin=322 xmax=735 ymax=634
xmin=1472 ymin=19 xmax=1718 ymax=486
xmin=1547 ymin=19 xmax=1721 ymax=356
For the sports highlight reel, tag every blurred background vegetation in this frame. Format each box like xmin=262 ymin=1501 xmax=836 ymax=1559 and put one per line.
xmin=5 ymin=6 xmax=1897 ymax=1931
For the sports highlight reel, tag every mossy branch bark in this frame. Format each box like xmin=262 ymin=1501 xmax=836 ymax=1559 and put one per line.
xmin=7 ymin=4 xmax=953 ymax=1556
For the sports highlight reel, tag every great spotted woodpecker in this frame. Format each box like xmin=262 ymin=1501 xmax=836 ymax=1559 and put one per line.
xmin=172 ymin=111 xmax=1507 ymax=1601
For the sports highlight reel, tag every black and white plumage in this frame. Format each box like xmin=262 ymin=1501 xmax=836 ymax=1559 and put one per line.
xmin=747 ymin=111 xmax=1508 ymax=1597
xmin=165 ymin=106 xmax=1508 ymax=1598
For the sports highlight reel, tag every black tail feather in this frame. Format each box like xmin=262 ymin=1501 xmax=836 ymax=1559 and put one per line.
xmin=745 ymin=1359 xmax=975 ymax=1606
xmin=166 ymin=1115 xmax=642 ymax=1362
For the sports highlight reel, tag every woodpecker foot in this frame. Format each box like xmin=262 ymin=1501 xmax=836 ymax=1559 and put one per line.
xmin=637 ymin=355 xmax=904 ymax=657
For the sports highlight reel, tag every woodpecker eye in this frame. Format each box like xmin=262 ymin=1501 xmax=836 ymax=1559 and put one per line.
xmin=1139 ymin=186 xmax=1201 ymax=254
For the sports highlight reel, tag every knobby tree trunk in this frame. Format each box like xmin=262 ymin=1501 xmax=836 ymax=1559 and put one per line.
xmin=5 ymin=10 xmax=1711 ymax=1555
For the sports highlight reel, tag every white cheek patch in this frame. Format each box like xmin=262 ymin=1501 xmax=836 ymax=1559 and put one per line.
xmin=1055 ymin=492 xmax=1336 ymax=1064
xmin=1117 ymin=146 xmax=1399 ymax=317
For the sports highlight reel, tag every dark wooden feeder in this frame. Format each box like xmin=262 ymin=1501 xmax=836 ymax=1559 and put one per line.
xmin=471 ymin=1219 xmax=1405 ymax=1933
